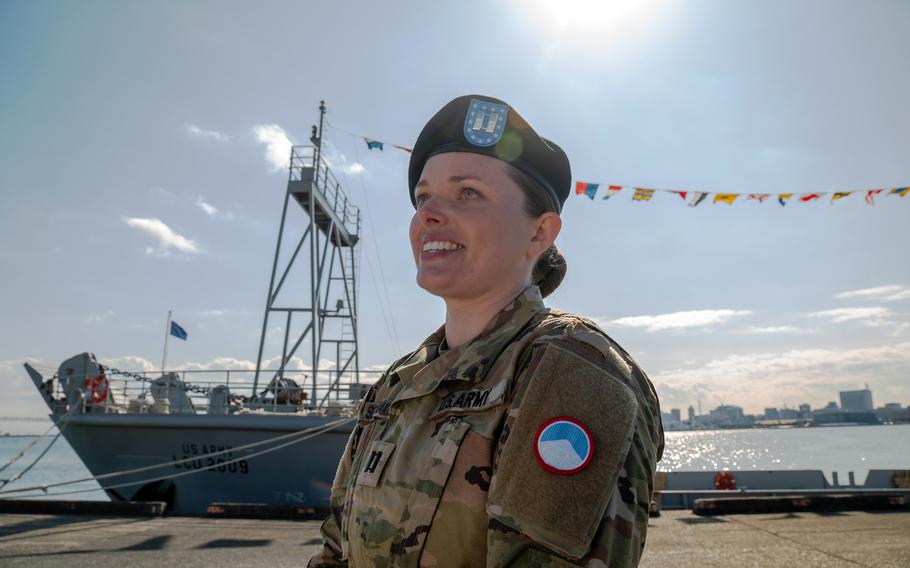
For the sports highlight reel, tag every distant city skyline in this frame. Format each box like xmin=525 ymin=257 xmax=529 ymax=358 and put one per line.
xmin=663 ymin=386 xmax=910 ymax=429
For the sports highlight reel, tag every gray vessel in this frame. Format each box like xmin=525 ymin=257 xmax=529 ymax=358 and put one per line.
xmin=22 ymin=102 xmax=372 ymax=514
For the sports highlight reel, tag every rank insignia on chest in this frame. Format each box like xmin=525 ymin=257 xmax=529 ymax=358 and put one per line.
xmin=356 ymin=441 xmax=396 ymax=487
xmin=534 ymin=417 xmax=594 ymax=475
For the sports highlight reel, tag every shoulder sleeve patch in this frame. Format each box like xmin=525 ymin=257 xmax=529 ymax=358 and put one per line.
xmin=487 ymin=341 xmax=638 ymax=560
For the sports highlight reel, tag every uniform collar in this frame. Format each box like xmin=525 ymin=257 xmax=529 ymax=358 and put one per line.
xmin=393 ymin=285 xmax=546 ymax=403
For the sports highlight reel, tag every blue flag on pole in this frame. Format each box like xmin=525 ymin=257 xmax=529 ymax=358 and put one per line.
xmin=365 ymin=138 xmax=383 ymax=151
xmin=170 ymin=321 xmax=188 ymax=341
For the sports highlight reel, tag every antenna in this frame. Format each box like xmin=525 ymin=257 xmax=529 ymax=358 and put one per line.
xmin=252 ymin=100 xmax=362 ymax=408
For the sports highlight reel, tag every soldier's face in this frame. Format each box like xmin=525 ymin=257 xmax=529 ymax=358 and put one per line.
xmin=410 ymin=152 xmax=540 ymax=301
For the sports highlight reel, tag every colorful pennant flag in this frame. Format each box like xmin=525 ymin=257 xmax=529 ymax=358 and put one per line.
xmin=866 ymin=189 xmax=884 ymax=205
xmin=713 ymin=193 xmax=739 ymax=205
xmin=799 ymin=193 xmax=824 ymax=203
xmin=670 ymin=191 xmax=688 ymax=201
xmin=831 ymin=192 xmax=853 ymax=204
xmin=575 ymin=181 xmax=599 ymax=200
xmin=633 ymin=188 xmax=655 ymax=202
xmin=364 ymin=138 xmax=384 ymax=151
xmin=748 ymin=194 xmax=771 ymax=203
xmin=890 ymin=187 xmax=909 ymax=197
xmin=393 ymin=144 xmax=413 ymax=153
xmin=688 ymin=192 xmax=708 ymax=207
xmin=778 ymin=193 xmax=793 ymax=206
xmin=603 ymin=185 xmax=623 ymax=200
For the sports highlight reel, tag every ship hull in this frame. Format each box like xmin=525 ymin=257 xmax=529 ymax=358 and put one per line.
xmin=57 ymin=413 xmax=353 ymax=515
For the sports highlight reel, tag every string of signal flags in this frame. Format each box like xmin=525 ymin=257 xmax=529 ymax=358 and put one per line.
xmin=574 ymin=182 xmax=909 ymax=206
xmin=348 ymin=131 xmax=909 ymax=207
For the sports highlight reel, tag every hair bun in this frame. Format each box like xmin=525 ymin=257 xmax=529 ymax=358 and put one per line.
xmin=533 ymin=245 xmax=567 ymax=298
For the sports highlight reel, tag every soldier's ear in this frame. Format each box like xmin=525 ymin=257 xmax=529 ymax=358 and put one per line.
xmin=528 ymin=213 xmax=561 ymax=259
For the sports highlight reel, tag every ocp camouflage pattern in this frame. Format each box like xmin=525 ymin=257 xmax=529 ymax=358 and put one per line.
xmin=309 ymin=286 xmax=664 ymax=567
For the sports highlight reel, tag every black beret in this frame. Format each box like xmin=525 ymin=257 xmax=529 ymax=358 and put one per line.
xmin=408 ymin=95 xmax=571 ymax=213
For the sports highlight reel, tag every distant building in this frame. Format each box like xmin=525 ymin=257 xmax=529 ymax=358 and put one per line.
xmin=873 ymin=402 xmax=909 ymax=424
xmin=702 ymin=404 xmax=751 ymax=428
xmin=670 ymin=408 xmax=681 ymax=422
xmin=687 ymin=405 xmax=695 ymax=424
xmin=840 ymin=389 xmax=874 ymax=412
xmin=798 ymin=403 xmax=811 ymax=413
xmin=813 ymin=411 xmax=878 ymax=426
xmin=779 ymin=408 xmax=799 ymax=419
xmin=815 ymin=401 xmax=840 ymax=415
xmin=764 ymin=407 xmax=780 ymax=420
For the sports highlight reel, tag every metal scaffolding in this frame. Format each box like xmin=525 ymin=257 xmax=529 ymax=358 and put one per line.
xmin=252 ymin=101 xmax=362 ymax=407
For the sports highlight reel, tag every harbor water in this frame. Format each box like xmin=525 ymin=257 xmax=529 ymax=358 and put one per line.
xmin=0 ymin=423 xmax=908 ymax=502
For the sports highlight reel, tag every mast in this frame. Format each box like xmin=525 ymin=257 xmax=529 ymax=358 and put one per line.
xmin=252 ymin=100 xmax=361 ymax=408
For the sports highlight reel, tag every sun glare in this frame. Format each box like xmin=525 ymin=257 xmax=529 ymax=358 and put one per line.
xmin=530 ymin=0 xmax=661 ymax=35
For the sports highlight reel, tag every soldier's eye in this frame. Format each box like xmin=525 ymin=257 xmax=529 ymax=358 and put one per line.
xmin=415 ymin=193 xmax=429 ymax=206
xmin=461 ymin=187 xmax=478 ymax=199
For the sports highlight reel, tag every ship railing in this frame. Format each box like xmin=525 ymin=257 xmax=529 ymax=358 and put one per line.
xmin=288 ymin=145 xmax=360 ymax=238
xmin=52 ymin=368 xmax=384 ymax=416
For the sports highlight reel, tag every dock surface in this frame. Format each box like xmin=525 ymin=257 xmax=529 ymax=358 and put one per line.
xmin=0 ymin=509 xmax=907 ymax=567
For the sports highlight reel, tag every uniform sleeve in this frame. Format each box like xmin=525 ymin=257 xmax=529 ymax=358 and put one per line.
xmin=307 ymin=425 xmax=356 ymax=567
xmin=485 ymin=339 xmax=661 ymax=567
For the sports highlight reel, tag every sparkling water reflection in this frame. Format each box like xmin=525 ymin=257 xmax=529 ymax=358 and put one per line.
xmin=660 ymin=424 xmax=910 ymax=483
xmin=1 ymin=424 xmax=908 ymax=498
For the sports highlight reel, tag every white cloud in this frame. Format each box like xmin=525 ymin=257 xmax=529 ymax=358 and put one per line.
xmin=185 ymin=123 xmax=229 ymax=142
xmin=182 ymin=357 xmax=258 ymax=372
xmin=741 ymin=325 xmax=804 ymax=334
xmin=199 ymin=309 xmax=245 ymax=317
xmin=196 ymin=196 xmax=219 ymax=217
xmin=124 ymin=217 xmax=201 ymax=256
xmin=836 ymin=284 xmax=910 ymax=302
xmin=253 ymin=124 xmax=293 ymax=171
xmin=194 ymin=196 xmax=235 ymax=220
xmin=86 ymin=311 xmax=115 ymax=325
xmin=605 ymin=309 xmax=752 ymax=332
xmin=99 ymin=355 xmax=158 ymax=373
xmin=653 ymin=340 xmax=910 ymax=414
xmin=321 ymin=140 xmax=369 ymax=177
xmin=812 ymin=307 xmax=891 ymax=324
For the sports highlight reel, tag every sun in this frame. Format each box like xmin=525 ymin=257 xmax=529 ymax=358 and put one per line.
xmin=529 ymin=0 xmax=662 ymax=35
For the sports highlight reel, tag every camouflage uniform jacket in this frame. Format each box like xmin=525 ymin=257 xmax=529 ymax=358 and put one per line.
xmin=309 ymin=286 xmax=664 ymax=567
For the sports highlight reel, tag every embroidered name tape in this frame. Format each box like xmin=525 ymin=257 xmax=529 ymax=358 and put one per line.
xmin=430 ymin=381 xmax=507 ymax=419
xmin=534 ymin=417 xmax=594 ymax=475
xmin=360 ymin=399 xmax=392 ymax=423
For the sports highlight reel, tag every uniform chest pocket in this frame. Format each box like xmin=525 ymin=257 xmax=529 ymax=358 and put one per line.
xmin=386 ymin=417 xmax=471 ymax=561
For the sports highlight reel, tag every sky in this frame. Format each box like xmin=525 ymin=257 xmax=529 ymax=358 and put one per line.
xmin=1 ymin=0 xmax=908 ymax=420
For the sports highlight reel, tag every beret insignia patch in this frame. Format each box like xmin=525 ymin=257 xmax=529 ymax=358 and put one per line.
xmin=534 ymin=417 xmax=594 ymax=475
xmin=464 ymin=98 xmax=509 ymax=147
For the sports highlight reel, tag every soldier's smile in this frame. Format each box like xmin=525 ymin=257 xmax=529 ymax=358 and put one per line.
xmin=409 ymin=152 xmax=538 ymax=301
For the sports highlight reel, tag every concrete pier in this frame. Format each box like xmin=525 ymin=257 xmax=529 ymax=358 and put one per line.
xmin=0 ymin=509 xmax=907 ymax=567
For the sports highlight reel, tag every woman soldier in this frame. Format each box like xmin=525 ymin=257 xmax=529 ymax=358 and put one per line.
xmin=309 ymin=95 xmax=664 ymax=567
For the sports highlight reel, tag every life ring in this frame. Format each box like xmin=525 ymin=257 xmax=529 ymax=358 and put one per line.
xmin=85 ymin=374 xmax=109 ymax=404
xmin=714 ymin=470 xmax=736 ymax=490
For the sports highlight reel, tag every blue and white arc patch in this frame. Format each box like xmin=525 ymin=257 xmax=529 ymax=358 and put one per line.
xmin=534 ymin=417 xmax=594 ymax=475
